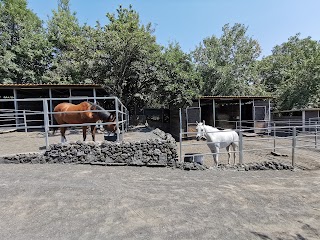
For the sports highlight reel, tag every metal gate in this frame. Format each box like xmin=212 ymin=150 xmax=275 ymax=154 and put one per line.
xmin=186 ymin=107 xmax=201 ymax=138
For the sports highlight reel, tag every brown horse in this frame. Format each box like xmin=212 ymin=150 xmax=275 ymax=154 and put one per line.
xmin=53 ymin=101 xmax=116 ymax=143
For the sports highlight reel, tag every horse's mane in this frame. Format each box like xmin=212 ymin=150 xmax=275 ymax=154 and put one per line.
xmin=88 ymin=102 xmax=113 ymax=121
xmin=203 ymin=124 xmax=219 ymax=132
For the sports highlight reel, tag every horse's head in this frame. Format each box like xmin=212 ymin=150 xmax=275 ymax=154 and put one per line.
xmin=103 ymin=114 xmax=117 ymax=133
xmin=90 ymin=103 xmax=117 ymax=133
xmin=196 ymin=121 xmax=207 ymax=141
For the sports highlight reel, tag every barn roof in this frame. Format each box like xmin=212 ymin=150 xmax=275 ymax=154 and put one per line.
xmin=0 ymin=83 xmax=103 ymax=89
xmin=198 ymin=95 xmax=274 ymax=100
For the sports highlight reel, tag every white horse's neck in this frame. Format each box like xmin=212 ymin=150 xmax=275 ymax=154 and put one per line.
xmin=204 ymin=125 xmax=219 ymax=133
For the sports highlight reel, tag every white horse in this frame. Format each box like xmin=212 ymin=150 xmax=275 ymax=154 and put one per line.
xmin=196 ymin=121 xmax=239 ymax=167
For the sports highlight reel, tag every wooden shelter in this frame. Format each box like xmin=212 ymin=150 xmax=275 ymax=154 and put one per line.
xmin=170 ymin=96 xmax=273 ymax=140
xmin=273 ymin=108 xmax=320 ymax=130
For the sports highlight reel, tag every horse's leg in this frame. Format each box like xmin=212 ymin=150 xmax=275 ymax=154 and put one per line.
xmin=60 ymin=127 xmax=67 ymax=143
xmin=232 ymin=143 xmax=237 ymax=165
xmin=91 ymin=125 xmax=96 ymax=141
xmin=214 ymin=147 xmax=219 ymax=167
xmin=82 ymin=126 xmax=87 ymax=141
xmin=209 ymin=145 xmax=219 ymax=168
xmin=226 ymin=145 xmax=231 ymax=165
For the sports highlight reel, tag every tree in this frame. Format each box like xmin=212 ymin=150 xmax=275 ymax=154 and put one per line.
xmin=192 ymin=23 xmax=265 ymax=96
xmin=159 ymin=42 xmax=201 ymax=107
xmin=0 ymin=0 xmax=52 ymax=83
xmin=259 ymin=34 xmax=320 ymax=110
xmin=85 ymin=5 xmax=164 ymax=114
xmin=45 ymin=0 xmax=84 ymax=83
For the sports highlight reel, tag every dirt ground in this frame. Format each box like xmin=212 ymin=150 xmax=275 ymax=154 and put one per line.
xmin=0 ymin=127 xmax=320 ymax=239
xmin=0 ymin=164 xmax=319 ymax=240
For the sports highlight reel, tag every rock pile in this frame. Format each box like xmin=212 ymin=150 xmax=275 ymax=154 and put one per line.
xmin=176 ymin=161 xmax=294 ymax=171
xmin=0 ymin=129 xmax=178 ymax=167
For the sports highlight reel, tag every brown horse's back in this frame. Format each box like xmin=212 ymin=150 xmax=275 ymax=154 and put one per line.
xmin=53 ymin=102 xmax=97 ymax=124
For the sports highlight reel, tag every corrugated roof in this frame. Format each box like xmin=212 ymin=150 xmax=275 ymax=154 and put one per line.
xmin=0 ymin=83 xmax=103 ymax=88
xmin=199 ymin=95 xmax=274 ymax=100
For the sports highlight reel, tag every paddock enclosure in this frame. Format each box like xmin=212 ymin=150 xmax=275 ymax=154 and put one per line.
xmin=0 ymin=95 xmax=128 ymax=148
xmin=1 ymin=88 xmax=320 ymax=239
xmin=177 ymin=108 xmax=320 ymax=170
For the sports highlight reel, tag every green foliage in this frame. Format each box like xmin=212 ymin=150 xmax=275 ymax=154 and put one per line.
xmin=160 ymin=42 xmax=201 ymax=107
xmin=192 ymin=23 xmax=265 ymax=96
xmin=45 ymin=0 xmax=84 ymax=83
xmin=2 ymin=1 xmax=320 ymax=114
xmin=0 ymin=0 xmax=52 ymax=83
xmin=79 ymin=5 xmax=164 ymax=113
xmin=258 ymin=34 xmax=320 ymax=110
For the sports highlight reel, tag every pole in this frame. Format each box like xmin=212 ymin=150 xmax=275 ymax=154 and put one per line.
xmin=179 ymin=108 xmax=183 ymax=163
xmin=121 ymin=103 xmax=124 ymax=141
xmin=49 ymin=88 xmax=54 ymax=127
xmin=213 ymin=99 xmax=216 ymax=127
xmin=315 ymin=124 xmax=318 ymax=149
xmin=273 ymin=122 xmax=276 ymax=152
xmin=23 ymin=110 xmax=27 ymax=133
xmin=43 ymin=99 xmax=50 ymax=150
xmin=115 ymin=97 xmax=120 ymax=141
xmin=93 ymin=88 xmax=97 ymax=104
xmin=292 ymin=126 xmax=296 ymax=168
xmin=252 ymin=99 xmax=255 ymax=130
xmin=13 ymin=89 xmax=18 ymax=128
xmin=239 ymin=130 xmax=243 ymax=165
xmin=239 ymin=99 xmax=242 ymax=130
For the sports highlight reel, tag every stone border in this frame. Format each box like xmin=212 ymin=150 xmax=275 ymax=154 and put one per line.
xmin=0 ymin=129 xmax=178 ymax=167
xmin=0 ymin=128 xmax=297 ymax=171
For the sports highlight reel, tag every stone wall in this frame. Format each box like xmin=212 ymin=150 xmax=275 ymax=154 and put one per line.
xmin=0 ymin=129 xmax=178 ymax=167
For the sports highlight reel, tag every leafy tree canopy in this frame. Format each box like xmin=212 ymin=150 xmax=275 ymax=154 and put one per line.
xmin=259 ymin=34 xmax=320 ymax=110
xmin=0 ymin=0 xmax=52 ymax=84
xmin=192 ymin=23 xmax=266 ymax=96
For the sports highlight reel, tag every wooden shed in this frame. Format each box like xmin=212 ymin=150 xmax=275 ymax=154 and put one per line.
xmin=273 ymin=108 xmax=320 ymax=130
xmin=170 ymin=96 xmax=273 ymax=140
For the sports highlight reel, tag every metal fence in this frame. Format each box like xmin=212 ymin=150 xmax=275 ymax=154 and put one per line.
xmin=0 ymin=96 xmax=129 ymax=149
xmin=179 ymin=108 xmax=320 ymax=168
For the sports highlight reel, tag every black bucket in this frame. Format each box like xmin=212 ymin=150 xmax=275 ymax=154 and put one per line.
xmin=184 ymin=153 xmax=204 ymax=165
xmin=104 ymin=132 xmax=117 ymax=142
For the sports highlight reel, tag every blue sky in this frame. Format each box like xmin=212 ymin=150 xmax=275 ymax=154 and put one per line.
xmin=27 ymin=0 xmax=320 ymax=57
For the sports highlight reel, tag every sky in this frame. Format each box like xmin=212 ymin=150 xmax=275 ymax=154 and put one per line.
xmin=27 ymin=0 xmax=320 ymax=57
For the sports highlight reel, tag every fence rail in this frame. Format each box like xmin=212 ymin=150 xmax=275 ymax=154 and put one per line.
xmin=0 ymin=97 xmax=129 ymax=149
xmin=179 ymin=108 xmax=320 ymax=168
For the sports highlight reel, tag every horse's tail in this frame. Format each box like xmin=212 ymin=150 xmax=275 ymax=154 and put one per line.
xmin=50 ymin=116 xmax=59 ymax=136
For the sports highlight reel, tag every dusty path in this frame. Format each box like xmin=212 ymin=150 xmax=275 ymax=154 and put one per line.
xmin=0 ymin=164 xmax=319 ymax=240
xmin=1 ymin=128 xmax=320 ymax=239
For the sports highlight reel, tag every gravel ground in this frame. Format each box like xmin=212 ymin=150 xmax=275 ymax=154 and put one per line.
xmin=0 ymin=165 xmax=319 ymax=240
xmin=1 ymin=127 xmax=320 ymax=239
